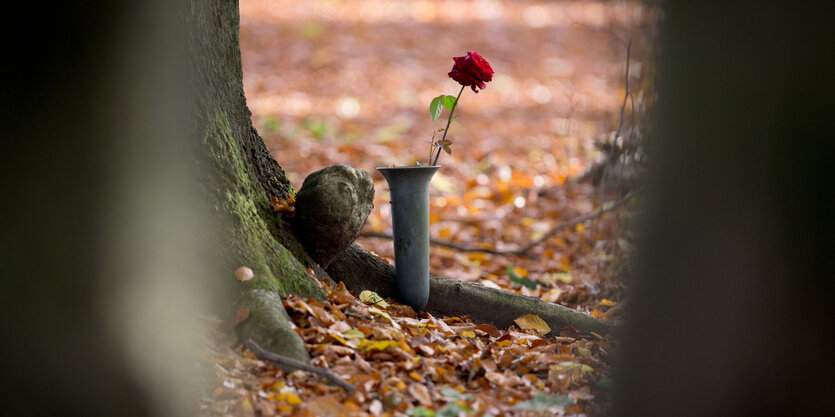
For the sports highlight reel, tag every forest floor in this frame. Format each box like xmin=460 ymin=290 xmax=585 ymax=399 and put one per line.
xmin=200 ymin=1 xmax=651 ymax=416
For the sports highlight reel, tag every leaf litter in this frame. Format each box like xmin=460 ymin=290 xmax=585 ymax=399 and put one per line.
xmin=199 ymin=280 xmax=615 ymax=416
xmin=198 ymin=0 xmax=655 ymax=415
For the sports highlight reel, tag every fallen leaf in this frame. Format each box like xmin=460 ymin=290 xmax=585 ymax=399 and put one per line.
xmin=514 ymin=314 xmax=551 ymax=335
xmin=358 ymin=339 xmax=399 ymax=352
xmin=300 ymin=395 xmax=348 ymax=417
xmin=234 ymin=266 xmax=254 ymax=282
xmin=457 ymin=330 xmax=476 ymax=338
xmin=545 ymin=271 xmax=573 ymax=283
xmin=342 ymin=329 xmax=365 ymax=339
xmin=515 ymin=393 xmax=573 ymax=411
xmin=476 ymin=323 xmax=500 ymax=337
xmin=485 ymin=372 xmax=506 ymax=386
xmin=328 ymin=320 xmax=351 ymax=333
xmin=368 ymin=306 xmax=401 ymax=329
xmin=406 ymin=406 xmax=435 ymax=417
xmin=408 ymin=383 xmax=433 ymax=406
xmin=559 ymin=325 xmax=582 ymax=339
xmin=275 ymin=392 xmax=302 ymax=405
xmin=270 ymin=194 xmax=295 ymax=216
xmin=558 ymin=361 xmax=594 ymax=372
xmin=507 ymin=265 xmax=539 ymax=289
xmin=360 ymin=290 xmax=390 ymax=308
xmin=417 ymin=344 xmax=435 ymax=356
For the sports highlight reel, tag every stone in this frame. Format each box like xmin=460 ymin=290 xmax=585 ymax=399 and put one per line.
xmin=292 ymin=164 xmax=374 ymax=268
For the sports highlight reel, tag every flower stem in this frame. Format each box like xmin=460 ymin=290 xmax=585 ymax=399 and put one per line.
xmin=432 ymin=85 xmax=465 ymax=166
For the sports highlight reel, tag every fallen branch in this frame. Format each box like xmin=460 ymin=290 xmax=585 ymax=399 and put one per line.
xmin=327 ymin=245 xmax=613 ymax=335
xmin=246 ymin=338 xmax=355 ymax=392
xmin=360 ymin=188 xmax=641 ymax=256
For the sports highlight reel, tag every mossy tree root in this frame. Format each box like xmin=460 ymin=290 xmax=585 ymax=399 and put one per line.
xmin=327 ymin=245 xmax=613 ymax=336
xmin=235 ymin=289 xmax=310 ymax=364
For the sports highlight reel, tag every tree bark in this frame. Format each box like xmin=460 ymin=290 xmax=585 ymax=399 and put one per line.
xmin=183 ymin=0 xmax=326 ymax=361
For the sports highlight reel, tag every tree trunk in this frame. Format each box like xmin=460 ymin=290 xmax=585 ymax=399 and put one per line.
xmin=611 ymin=1 xmax=835 ymax=416
xmin=182 ymin=0 xmax=330 ymax=362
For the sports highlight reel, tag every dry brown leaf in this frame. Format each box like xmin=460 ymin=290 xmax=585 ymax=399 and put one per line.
xmin=484 ymin=371 xmax=506 ymax=386
xmin=514 ymin=314 xmax=551 ymax=335
xmin=476 ymin=323 xmax=500 ymax=337
xmin=328 ymin=320 xmax=351 ymax=333
xmin=481 ymin=357 xmax=497 ymax=373
xmin=408 ymin=383 xmax=432 ymax=406
xmin=299 ymin=395 xmax=347 ymax=417
xmin=559 ymin=325 xmax=582 ymax=339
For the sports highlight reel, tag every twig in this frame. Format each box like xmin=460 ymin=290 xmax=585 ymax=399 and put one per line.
xmin=600 ymin=39 xmax=633 ymax=208
xmin=614 ymin=39 xmax=633 ymax=152
xmin=360 ymin=188 xmax=642 ymax=256
xmin=245 ymin=338 xmax=354 ymax=392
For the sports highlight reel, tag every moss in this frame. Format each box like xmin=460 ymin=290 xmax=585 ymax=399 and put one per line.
xmin=204 ymin=109 xmax=324 ymax=299
xmin=274 ymin=175 xmax=295 ymax=196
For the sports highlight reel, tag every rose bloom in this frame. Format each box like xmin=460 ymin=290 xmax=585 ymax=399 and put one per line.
xmin=448 ymin=51 xmax=494 ymax=93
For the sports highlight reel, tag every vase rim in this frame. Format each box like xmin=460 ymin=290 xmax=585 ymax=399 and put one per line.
xmin=376 ymin=165 xmax=440 ymax=170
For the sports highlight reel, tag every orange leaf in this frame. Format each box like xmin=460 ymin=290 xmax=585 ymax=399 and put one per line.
xmin=270 ymin=195 xmax=296 ymax=217
xmin=600 ymin=299 xmax=617 ymax=307
xmin=476 ymin=323 xmax=500 ymax=337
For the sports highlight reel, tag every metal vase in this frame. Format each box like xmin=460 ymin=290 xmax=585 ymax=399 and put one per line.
xmin=377 ymin=166 xmax=439 ymax=311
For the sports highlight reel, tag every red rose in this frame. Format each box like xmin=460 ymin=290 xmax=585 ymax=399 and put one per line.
xmin=448 ymin=51 xmax=494 ymax=93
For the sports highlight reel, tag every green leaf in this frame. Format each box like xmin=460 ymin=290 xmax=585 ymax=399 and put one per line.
xmin=558 ymin=361 xmax=593 ymax=372
xmin=430 ymin=96 xmax=444 ymax=121
xmin=437 ymin=403 xmax=470 ymax=417
xmin=407 ymin=406 xmax=436 ymax=417
xmin=441 ymin=386 xmax=471 ymax=400
xmin=515 ymin=393 xmax=573 ymax=411
xmin=441 ymin=95 xmax=456 ymax=110
xmin=507 ymin=265 xmax=538 ymax=289
xmin=341 ymin=329 xmax=365 ymax=339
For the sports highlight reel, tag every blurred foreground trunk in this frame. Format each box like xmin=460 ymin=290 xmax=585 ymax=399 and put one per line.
xmin=613 ymin=1 xmax=835 ymax=416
